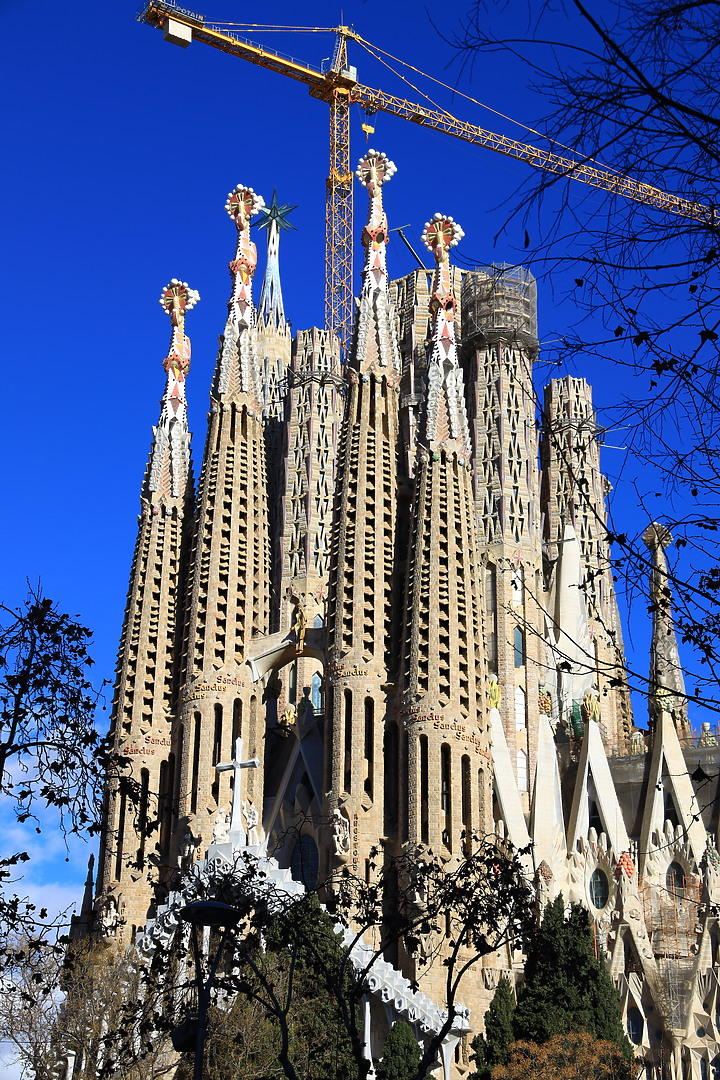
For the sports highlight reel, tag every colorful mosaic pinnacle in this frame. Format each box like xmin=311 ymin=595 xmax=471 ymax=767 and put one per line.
xmin=353 ymin=150 xmax=401 ymax=374
xmin=158 ymin=280 xmax=199 ymax=413
xmin=357 ymin=149 xmax=396 ymax=283
xmin=422 ymin=214 xmax=472 ymax=458
xmin=225 ymin=185 xmax=266 ymax=322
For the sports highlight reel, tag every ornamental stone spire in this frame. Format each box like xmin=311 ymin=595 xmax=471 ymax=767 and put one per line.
xmin=145 ymin=279 xmax=199 ymax=502
xmin=401 ymin=214 xmax=490 ymax=856
xmin=353 ymin=150 xmax=401 ymax=375
xmin=256 ymin=190 xmax=295 ymax=330
xmin=643 ymin=522 xmax=689 ymax=734
xmin=324 ymin=151 xmax=402 ymax=879
xmin=213 ymin=184 xmax=266 ymax=406
xmin=421 ymin=214 xmax=472 ymax=459
xmin=173 ymin=184 xmax=272 ymax=861
xmin=96 ymin=282 xmax=197 ymax=942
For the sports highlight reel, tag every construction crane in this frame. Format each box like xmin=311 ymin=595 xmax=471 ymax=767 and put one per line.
xmin=138 ymin=0 xmax=713 ymax=357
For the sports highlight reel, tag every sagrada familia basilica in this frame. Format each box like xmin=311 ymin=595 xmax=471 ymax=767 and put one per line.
xmin=81 ymin=150 xmax=720 ymax=1079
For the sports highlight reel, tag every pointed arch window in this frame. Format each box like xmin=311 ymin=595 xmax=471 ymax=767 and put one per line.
xmin=666 ymin=861 xmax=685 ymax=897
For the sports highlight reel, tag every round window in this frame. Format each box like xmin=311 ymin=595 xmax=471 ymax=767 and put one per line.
xmin=589 ymin=867 xmax=610 ymax=909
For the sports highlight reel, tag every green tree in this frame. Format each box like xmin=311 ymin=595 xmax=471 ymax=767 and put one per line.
xmin=0 ymin=589 xmax=109 ymax=952
xmin=513 ymin=898 xmax=631 ymax=1058
xmin=470 ymin=977 xmax=515 ymax=1080
xmin=377 ymin=1020 xmax=422 ymax=1080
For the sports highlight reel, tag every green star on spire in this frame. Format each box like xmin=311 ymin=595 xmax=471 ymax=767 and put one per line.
xmin=255 ymin=190 xmax=297 ymax=231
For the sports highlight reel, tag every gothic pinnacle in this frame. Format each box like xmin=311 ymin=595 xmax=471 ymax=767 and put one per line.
xmin=144 ymin=280 xmax=199 ymax=502
xmin=215 ymin=184 xmax=266 ymax=407
xmin=421 ymin=214 xmax=471 ymax=459
xmin=225 ymin=184 xmax=266 ymax=326
xmin=642 ymin=521 xmax=689 ymax=731
xmin=256 ymin=190 xmax=296 ymax=329
xmin=353 ymin=149 xmax=400 ymax=375
xmin=158 ymin=279 xmax=200 ymax=418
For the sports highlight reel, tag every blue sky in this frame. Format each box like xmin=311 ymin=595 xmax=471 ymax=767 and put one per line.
xmin=0 ymin=0 xmax=681 ymax=923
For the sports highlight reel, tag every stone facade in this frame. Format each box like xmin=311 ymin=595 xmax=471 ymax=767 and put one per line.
xmin=90 ymin=158 xmax=720 ymax=1080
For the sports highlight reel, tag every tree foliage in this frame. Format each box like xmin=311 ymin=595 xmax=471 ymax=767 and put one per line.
xmin=92 ymin=835 xmax=533 ymax=1080
xmin=470 ymin=977 xmax=516 ymax=1080
xmin=513 ymin=898 xmax=631 ymax=1058
xmin=493 ymin=1032 xmax=635 ymax=1080
xmin=0 ymin=589 xmax=110 ymax=951
xmin=0 ymin=588 xmax=105 ymax=833
xmin=377 ymin=1020 xmax=423 ymax=1080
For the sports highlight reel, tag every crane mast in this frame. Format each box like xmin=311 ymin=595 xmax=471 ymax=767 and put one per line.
xmin=138 ymin=0 xmax=713 ymax=357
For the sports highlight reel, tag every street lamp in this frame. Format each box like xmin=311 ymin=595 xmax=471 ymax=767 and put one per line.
xmin=171 ymin=900 xmax=243 ymax=1080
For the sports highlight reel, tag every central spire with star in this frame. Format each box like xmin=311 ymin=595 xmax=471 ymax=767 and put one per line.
xmin=256 ymin=190 xmax=296 ymax=329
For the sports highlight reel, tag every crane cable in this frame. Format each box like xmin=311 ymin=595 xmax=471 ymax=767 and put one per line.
xmin=207 ymin=18 xmax=607 ymax=171
xmin=353 ymin=31 xmax=628 ymax=178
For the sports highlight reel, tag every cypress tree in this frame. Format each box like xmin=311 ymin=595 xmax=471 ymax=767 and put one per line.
xmin=470 ymin=977 xmax=516 ymax=1080
xmin=513 ymin=897 xmax=632 ymax=1059
xmin=377 ymin=1019 xmax=422 ymax=1080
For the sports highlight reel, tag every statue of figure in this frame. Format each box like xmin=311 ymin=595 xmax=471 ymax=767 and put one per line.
xmin=278 ymin=703 xmax=296 ymax=736
xmin=212 ymin=810 xmax=230 ymax=846
xmin=702 ymin=841 xmax=720 ymax=898
xmin=101 ymin=896 xmax=118 ymax=937
xmin=179 ymin=829 xmax=198 ymax=869
xmin=487 ymin=678 xmax=501 ymax=712
xmin=698 ymin=722 xmax=718 ymax=747
xmin=331 ymin=808 xmax=351 ymax=857
xmin=242 ymin=800 xmax=260 ymax=846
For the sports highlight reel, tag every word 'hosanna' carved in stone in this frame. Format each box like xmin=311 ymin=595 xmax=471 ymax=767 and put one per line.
xmin=79 ymin=153 xmax=720 ymax=1080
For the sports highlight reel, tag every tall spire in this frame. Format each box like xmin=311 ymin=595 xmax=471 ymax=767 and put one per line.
xmin=400 ymin=213 xmax=490 ymax=868
xmin=421 ymin=214 xmax=472 ymax=459
xmin=145 ymin=279 xmax=199 ymax=502
xmin=214 ymin=184 xmax=266 ymax=405
xmin=324 ymin=149 xmax=401 ymax=881
xmin=643 ymin=522 xmax=689 ymax=733
xmin=353 ymin=149 xmax=401 ymax=375
xmin=256 ymin=190 xmax=296 ymax=329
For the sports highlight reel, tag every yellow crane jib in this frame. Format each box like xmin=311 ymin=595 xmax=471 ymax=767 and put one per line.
xmin=137 ymin=0 xmax=714 ymax=358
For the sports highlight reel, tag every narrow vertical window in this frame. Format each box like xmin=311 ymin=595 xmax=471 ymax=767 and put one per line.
xmin=441 ymin=743 xmax=452 ymax=850
xmin=420 ymin=735 xmax=429 ymax=845
xmin=384 ymin=720 xmax=399 ymax=835
xmin=175 ymin=724 xmax=184 ymax=805
xmin=159 ymin=753 xmax=175 ymax=857
xmin=115 ymin=782 xmax=127 ymax=881
xmin=364 ymin=698 xmax=374 ymax=800
xmin=190 ymin=712 xmax=202 ymax=814
xmin=311 ymin=672 xmax=323 ymax=713
xmin=232 ymin=699 xmax=242 ymax=746
xmin=513 ymin=626 xmax=525 ymax=668
xmin=343 ymin=689 xmax=352 ymax=792
xmin=212 ymin=703 xmax=223 ymax=805
xmin=402 ymin=730 xmax=410 ymax=843
xmin=461 ymin=754 xmax=472 ymax=850
xmin=138 ymin=768 xmax=150 ymax=870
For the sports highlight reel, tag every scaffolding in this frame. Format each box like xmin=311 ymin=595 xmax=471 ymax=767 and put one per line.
xmin=461 ymin=264 xmax=538 ymax=340
xmin=640 ymin=874 xmax=701 ymax=1029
